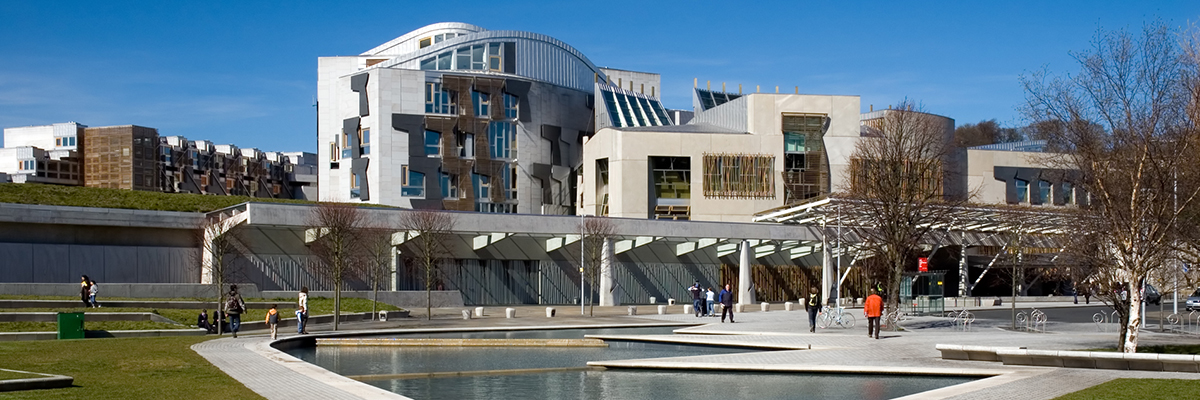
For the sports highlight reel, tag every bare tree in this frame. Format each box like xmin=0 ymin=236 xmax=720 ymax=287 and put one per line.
xmin=580 ymin=216 xmax=616 ymax=316
xmin=954 ymin=119 xmax=1025 ymax=147
xmin=397 ymin=209 xmax=456 ymax=320
xmin=198 ymin=213 xmax=246 ymax=335
xmin=841 ymin=100 xmax=965 ymax=311
xmin=1022 ymin=22 xmax=1200 ymax=352
xmin=307 ymin=203 xmax=366 ymax=331
xmin=359 ymin=225 xmax=396 ymax=319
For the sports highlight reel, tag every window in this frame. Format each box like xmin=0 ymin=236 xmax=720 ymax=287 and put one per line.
xmin=1039 ymin=180 xmax=1051 ymax=204
xmin=350 ymin=173 xmax=361 ymax=199
xmin=424 ymin=130 xmax=442 ymax=156
xmin=459 ymin=133 xmax=475 ymax=158
xmin=455 ymin=45 xmax=487 ymax=71
xmin=489 ymin=121 xmax=514 ymax=159
xmin=55 ymin=138 xmax=62 ymax=146
xmin=702 ymin=153 xmax=775 ymax=199
xmin=473 ymin=91 xmax=490 ymax=117
xmin=440 ymin=171 xmax=459 ymax=198
xmin=781 ymin=114 xmax=828 ymax=202
xmin=425 ymin=83 xmax=457 ymax=114
xmin=329 ymin=142 xmax=339 ymax=162
xmin=473 ymin=173 xmax=490 ymax=199
xmin=503 ymin=164 xmax=517 ymax=200
xmin=67 ymin=137 xmax=75 ymax=146
xmin=19 ymin=160 xmax=35 ymax=170
xmin=359 ymin=128 xmax=370 ymax=156
xmin=488 ymin=43 xmax=502 ymax=71
xmin=1015 ymin=179 xmax=1029 ymax=203
xmin=437 ymin=51 xmax=451 ymax=70
xmin=503 ymin=93 xmax=518 ymax=119
xmin=596 ymin=159 xmax=609 ymax=215
xmin=784 ymin=132 xmax=805 ymax=153
xmin=1062 ymin=182 xmax=1074 ymax=204
xmin=419 ymin=37 xmax=432 ymax=48
xmin=341 ymin=131 xmax=352 ymax=159
xmin=651 ymin=156 xmax=691 ymax=206
xmin=401 ymin=165 xmax=425 ymax=197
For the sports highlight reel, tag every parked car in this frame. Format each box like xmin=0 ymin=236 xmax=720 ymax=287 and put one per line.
xmin=1144 ymin=284 xmax=1162 ymax=306
xmin=1187 ymin=289 xmax=1200 ymax=311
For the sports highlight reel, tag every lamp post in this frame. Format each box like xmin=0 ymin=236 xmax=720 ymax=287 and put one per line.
xmin=580 ymin=212 xmax=585 ymax=315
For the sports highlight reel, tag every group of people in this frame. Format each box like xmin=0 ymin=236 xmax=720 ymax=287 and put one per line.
xmin=196 ymin=285 xmax=310 ymax=339
xmin=688 ymin=282 xmax=736 ymax=323
xmin=79 ymin=275 xmax=99 ymax=308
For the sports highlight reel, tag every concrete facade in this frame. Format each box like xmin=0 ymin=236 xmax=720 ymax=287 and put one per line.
xmin=967 ymin=142 xmax=1081 ymax=206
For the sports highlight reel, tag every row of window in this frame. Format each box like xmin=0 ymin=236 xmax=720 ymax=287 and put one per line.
xmin=55 ymin=136 xmax=77 ymax=147
xmin=419 ymin=42 xmax=506 ymax=72
xmin=423 ymin=123 xmax=516 ymax=160
xmin=1013 ymin=179 xmax=1074 ymax=205
xmin=398 ymin=164 xmax=518 ymax=202
xmin=426 ymin=82 xmax=519 ymax=117
xmin=18 ymin=160 xmax=35 ymax=170
xmin=418 ymin=32 xmax=460 ymax=49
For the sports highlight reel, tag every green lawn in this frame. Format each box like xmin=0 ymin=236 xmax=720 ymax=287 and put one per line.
xmin=0 ymin=321 xmax=188 ymax=332
xmin=0 ymin=336 xmax=263 ymax=400
xmin=0 ymin=182 xmax=395 ymax=212
xmin=0 ymin=369 xmax=41 ymax=380
xmin=1054 ymin=378 xmax=1200 ymax=399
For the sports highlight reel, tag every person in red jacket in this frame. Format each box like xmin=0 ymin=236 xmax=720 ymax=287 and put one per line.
xmin=864 ymin=289 xmax=884 ymax=339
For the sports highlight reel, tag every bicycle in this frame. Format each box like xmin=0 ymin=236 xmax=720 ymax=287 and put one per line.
xmin=817 ymin=305 xmax=856 ymax=329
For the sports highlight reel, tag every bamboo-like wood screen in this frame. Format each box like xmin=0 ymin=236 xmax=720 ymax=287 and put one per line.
xmin=702 ymin=153 xmax=775 ymax=198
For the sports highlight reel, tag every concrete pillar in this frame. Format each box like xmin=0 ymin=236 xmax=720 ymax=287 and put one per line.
xmin=599 ymin=238 xmax=618 ymax=306
xmin=960 ymin=232 xmax=970 ymax=297
xmin=739 ymin=240 xmax=755 ymax=305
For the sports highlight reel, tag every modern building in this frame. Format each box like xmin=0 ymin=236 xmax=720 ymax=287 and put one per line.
xmin=319 ymin=22 xmax=643 ymax=214
xmin=967 ymin=140 xmax=1083 ymax=206
xmin=582 ymin=86 xmax=913 ymax=222
xmin=1 ymin=123 xmax=317 ymax=199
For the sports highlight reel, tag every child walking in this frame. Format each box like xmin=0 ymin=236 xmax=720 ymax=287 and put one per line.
xmin=265 ymin=304 xmax=280 ymax=340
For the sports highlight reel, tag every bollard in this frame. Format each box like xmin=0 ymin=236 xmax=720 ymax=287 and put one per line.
xmin=800 ymin=298 xmax=808 ymax=309
xmin=461 ymin=310 xmax=471 ymax=320
xmin=761 ymin=302 xmax=770 ymax=312
xmin=856 ymin=298 xmax=864 ymax=307
xmin=505 ymin=308 xmax=516 ymax=318
xmin=379 ymin=310 xmax=388 ymax=322
xmin=668 ymin=298 xmax=676 ymax=306
xmin=545 ymin=307 xmax=556 ymax=317
xmin=657 ymin=305 xmax=666 ymax=315
xmin=628 ymin=306 xmax=637 ymax=315
xmin=785 ymin=302 xmax=794 ymax=311
xmin=649 ymin=296 xmax=656 ymax=304
xmin=475 ymin=307 xmax=485 ymax=317
xmin=735 ymin=304 xmax=745 ymax=313
xmin=684 ymin=304 xmax=694 ymax=314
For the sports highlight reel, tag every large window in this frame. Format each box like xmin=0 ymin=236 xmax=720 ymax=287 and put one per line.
xmin=702 ymin=153 xmax=775 ymax=199
xmin=596 ymin=158 xmax=609 ymax=215
xmin=503 ymin=164 xmax=517 ymax=200
xmin=425 ymin=83 xmax=457 ymax=114
xmin=651 ymin=156 xmax=691 ymax=208
xmin=424 ymin=130 xmax=441 ymax=156
xmin=472 ymin=173 xmax=490 ymax=199
xmin=1039 ymin=180 xmax=1051 ymax=204
xmin=359 ymin=128 xmax=370 ymax=156
xmin=781 ymin=114 xmax=828 ymax=202
xmin=1015 ymin=179 xmax=1029 ymax=203
xmin=457 ymin=44 xmax=488 ymax=71
xmin=350 ymin=173 xmax=361 ymax=199
xmin=401 ymin=165 xmax=424 ymax=197
xmin=473 ymin=91 xmax=490 ymax=117
xmin=341 ymin=131 xmax=352 ymax=159
xmin=419 ymin=42 xmax=507 ymax=72
xmin=489 ymin=121 xmax=515 ymax=159
xmin=459 ymin=133 xmax=475 ymax=159
xmin=503 ymin=93 xmax=518 ymax=119
xmin=1062 ymin=182 xmax=1074 ymax=204
xmin=440 ymin=171 xmax=459 ymax=198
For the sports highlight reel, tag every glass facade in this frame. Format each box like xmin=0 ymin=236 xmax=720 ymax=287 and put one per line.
xmin=425 ymin=83 xmax=457 ymax=114
xmin=601 ymin=88 xmax=672 ymax=128
xmin=695 ymin=88 xmax=743 ymax=111
xmin=489 ymin=122 xmax=515 ymax=159
xmin=419 ymin=42 xmax=508 ymax=72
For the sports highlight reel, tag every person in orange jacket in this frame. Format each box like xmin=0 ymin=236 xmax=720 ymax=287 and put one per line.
xmin=265 ymin=304 xmax=280 ymax=340
xmin=864 ymin=289 xmax=884 ymax=339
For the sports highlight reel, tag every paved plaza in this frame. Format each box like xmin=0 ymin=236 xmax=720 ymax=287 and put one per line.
xmin=192 ymin=303 xmax=1200 ymax=400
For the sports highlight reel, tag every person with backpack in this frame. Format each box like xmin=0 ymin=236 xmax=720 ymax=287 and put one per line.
xmin=224 ymin=285 xmax=246 ymax=338
xmin=689 ymin=282 xmax=703 ymax=317
xmin=265 ymin=304 xmax=280 ymax=340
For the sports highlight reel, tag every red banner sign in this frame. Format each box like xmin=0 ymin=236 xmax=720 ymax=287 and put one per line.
xmin=918 ymin=257 xmax=928 ymax=272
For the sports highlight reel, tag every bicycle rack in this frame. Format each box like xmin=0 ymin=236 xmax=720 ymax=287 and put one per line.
xmin=1167 ymin=313 xmax=1182 ymax=331
xmin=1017 ymin=309 xmax=1047 ymax=332
xmin=947 ymin=309 xmax=974 ymax=331
xmin=884 ymin=310 xmax=907 ymax=331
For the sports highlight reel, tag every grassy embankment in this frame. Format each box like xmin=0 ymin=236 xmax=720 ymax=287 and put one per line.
xmin=1054 ymin=378 xmax=1200 ymax=400
xmin=0 ymin=336 xmax=264 ymax=400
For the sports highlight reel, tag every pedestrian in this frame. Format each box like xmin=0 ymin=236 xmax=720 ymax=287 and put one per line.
xmin=700 ymin=287 xmax=710 ymax=317
xmin=806 ymin=286 xmax=821 ymax=333
xmin=197 ymin=309 xmax=214 ymax=334
xmin=88 ymin=278 xmax=99 ymax=306
xmin=79 ymin=275 xmax=92 ymax=307
xmin=689 ymin=282 xmax=702 ymax=317
xmin=265 ymin=304 xmax=280 ymax=340
xmin=224 ymin=285 xmax=246 ymax=338
xmin=720 ymin=284 xmax=735 ymax=323
xmin=864 ymin=289 xmax=883 ymax=339
xmin=297 ymin=287 xmax=309 ymax=334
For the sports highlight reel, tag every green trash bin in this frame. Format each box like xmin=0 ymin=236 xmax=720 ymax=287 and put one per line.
xmin=57 ymin=312 xmax=85 ymax=340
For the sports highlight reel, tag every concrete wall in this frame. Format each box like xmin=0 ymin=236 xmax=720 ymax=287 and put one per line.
xmin=967 ymin=149 xmax=1060 ymax=205
xmin=0 ymin=283 xmax=259 ymax=299
xmin=260 ymin=290 xmax=465 ymax=309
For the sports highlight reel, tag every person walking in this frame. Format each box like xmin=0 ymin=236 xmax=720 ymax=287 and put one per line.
xmin=689 ymin=282 xmax=703 ymax=317
xmin=864 ymin=289 xmax=884 ymax=339
xmin=79 ymin=275 xmax=92 ymax=308
xmin=719 ymin=284 xmax=735 ymax=323
xmin=806 ymin=286 xmax=821 ymax=333
xmin=265 ymin=304 xmax=280 ymax=340
xmin=88 ymin=280 xmax=100 ymax=308
xmin=705 ymin=287 xmax=716 ymax=318
xmin=224 ymin=285 xmax=246 ymax=338
xmin=297 ymin=287 xmax=309 ymax=334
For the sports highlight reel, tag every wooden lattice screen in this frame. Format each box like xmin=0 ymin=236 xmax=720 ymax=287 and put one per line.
xmin=702 ymin=153 xmax=775 ymax=198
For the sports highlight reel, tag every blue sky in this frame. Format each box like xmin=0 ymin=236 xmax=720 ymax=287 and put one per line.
xmin=0 ymin=1 xmax=1196 ymax=152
